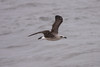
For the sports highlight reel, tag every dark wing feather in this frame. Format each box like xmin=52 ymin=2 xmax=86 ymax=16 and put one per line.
xmin=28 ymin=30 xmax=54 ymax=38
xmin=42 ymin=30 xmax=55 ymax=38
xmin=28 ymin=31 xmax=42 ymax=37
xmin=51 ymin=15 xmax=63 ymax=34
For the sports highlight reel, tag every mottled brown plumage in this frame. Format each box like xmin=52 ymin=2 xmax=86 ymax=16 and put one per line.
xmin=28 ymin=30 xmax=55 ymax=38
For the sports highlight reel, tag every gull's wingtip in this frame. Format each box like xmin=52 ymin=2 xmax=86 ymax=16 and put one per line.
xmin=28 ymin=34 xmax=34 ymax=37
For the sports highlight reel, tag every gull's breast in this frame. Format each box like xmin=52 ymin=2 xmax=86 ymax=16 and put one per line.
xmin=46 ymin=36 xmax=61 ymax=41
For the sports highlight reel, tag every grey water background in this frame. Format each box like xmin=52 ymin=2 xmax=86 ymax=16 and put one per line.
xmin=0 ymin=0 xmax=100 ymax=67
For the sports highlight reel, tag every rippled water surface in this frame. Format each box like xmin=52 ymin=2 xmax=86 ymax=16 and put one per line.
xmin=0 ymin=0 xmax=100 ymax=67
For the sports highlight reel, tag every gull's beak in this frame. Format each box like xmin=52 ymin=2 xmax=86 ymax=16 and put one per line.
xmin=64 ymin=37 xmax=67 ymax=39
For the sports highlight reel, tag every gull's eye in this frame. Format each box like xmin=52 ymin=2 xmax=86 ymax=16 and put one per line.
xmin=60 ymin=36 xmax=63 ymax=38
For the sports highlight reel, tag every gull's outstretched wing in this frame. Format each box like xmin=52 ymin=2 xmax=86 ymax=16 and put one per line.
xmin=51 ymin=15 xmax=63 ymax=34
xmin=28 ymin=30 xmax=54 ymax=38
xmin=28 ymin=32 xmax=42 ymax=37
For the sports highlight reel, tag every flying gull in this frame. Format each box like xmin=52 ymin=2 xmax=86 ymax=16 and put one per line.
xmin=28 ymin=15 xmax=67 ymax=41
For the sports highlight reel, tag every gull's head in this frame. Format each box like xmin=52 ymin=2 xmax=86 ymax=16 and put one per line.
xmin=60 ymin=35 xmax=67 ymax=39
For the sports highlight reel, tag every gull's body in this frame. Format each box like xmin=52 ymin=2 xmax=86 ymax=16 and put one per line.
xmin=28 ymin=15 xmax=67 ymax=41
